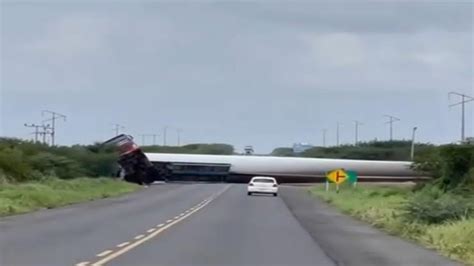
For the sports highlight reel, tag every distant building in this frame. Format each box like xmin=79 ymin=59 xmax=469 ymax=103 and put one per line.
xmin=292 ymin=142 xmax=313 ymax=153
xmin=463 ymin=137 xmax=474 ymax=145
xmin=244 ymin=146 xmax=254 ymax=155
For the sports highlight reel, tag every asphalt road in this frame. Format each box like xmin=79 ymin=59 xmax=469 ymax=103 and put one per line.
xmin=0 ymin=183 xmax=461 ymax=266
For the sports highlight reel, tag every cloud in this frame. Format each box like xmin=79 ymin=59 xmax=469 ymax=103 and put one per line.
xmin=303 ymin=32 xmax=366 ymax=68
xmin=23 ymin=14 xmax=112 ymax=61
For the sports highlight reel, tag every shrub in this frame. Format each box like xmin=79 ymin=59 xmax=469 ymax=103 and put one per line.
xmin=0 ymin=148 xmax=34 ymax=181
xmin=404 ymin=185 xmax=474 ymax=224
xmin=27 ymin=152 xmax=86 ymax=179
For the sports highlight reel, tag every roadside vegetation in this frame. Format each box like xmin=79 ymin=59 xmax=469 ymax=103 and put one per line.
xmin=272 ymin=140 xmax=436 ymax=161
xmin=312 ymin=144 xmax=474 ymax=265
xmin=0 ymin=177 xmax=139 ymax=216
xmin=0 ymin=137 xmax=235 ymax=216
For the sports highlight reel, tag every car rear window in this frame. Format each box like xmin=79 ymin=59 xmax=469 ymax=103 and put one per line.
xmin=252 ymin=179 xmax=275 ymax=183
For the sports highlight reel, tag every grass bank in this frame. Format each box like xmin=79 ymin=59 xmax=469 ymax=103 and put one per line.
xmin=311 ymin=184 xmax=474 ymax=265
xmin=0 ymin=177 xmax=140 ymax=217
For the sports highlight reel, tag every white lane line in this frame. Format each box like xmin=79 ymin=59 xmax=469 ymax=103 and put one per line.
xmin=76 ymin=262 xmax=90 ymax=266
xmin=116 ymin=242 xmax=129 ymax=248
xmin=134 ymin=234 xmax=145 ymax=240
xmin=96 ymin=250 xmax=113 ymax=257
xmin=179 ymin=213 xmax=185 ymax=216
xmin=174 ymin=216 xmax=180 ymax=219
xmin=147 ymin=228 xmax=156 ymax=233
xmin=157 ymin=223 xmax=165 ymax=227
xmin=166 ymin=219 xmax=173 ymax=223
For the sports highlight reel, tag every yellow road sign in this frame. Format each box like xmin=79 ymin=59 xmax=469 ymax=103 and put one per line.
xmin=326 ymin=169 xmax=348 ymax=185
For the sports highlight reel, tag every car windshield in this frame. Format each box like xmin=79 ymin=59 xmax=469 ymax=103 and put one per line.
xmin=252 ymin=179 xmax=275 ymax=183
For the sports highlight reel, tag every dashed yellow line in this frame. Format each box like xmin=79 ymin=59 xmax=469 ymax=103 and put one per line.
xmin=88 ymin=184 xmax=231 ymax=266
xmin=134 ymin=234 xmax=145 ymax=240
xmin=96 ymin=250 xmax=113 ymax=257
xmin=116 ymin=242 xmax=129 ymax=248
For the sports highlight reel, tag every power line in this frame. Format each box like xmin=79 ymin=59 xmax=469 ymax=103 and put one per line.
xmin=24 ymin=123 xmax=50 ymax=144
xmin=111 ymin=123 xmax=125 ymax=136
xmin=41 ymin=110 xmax=66 ymax=146
xmin=163 ymin=126 xmax=168 ymax=146
xmin=176 ymin=129 xmax=182 ymax=146
xmin=322 ymin=129 xmax=327 ymax=147
xmin=384 ymin=115 xmax=400 ymax=141
xmin=354 ymin=121 xmax=363 ymax=146
xmin=449 ymin=92 xmax=474 ymax=142
xmin=336 ymin=122 xmax=342 ymax=146
xmin=139 ymin=134 xmax=160 ymax=145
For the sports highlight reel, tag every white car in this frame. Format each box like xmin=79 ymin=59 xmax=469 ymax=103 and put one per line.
xmin=247 ymin=176 xmax=278 ymax=196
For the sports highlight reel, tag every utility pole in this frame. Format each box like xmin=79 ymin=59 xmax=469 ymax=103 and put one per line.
xmin=42 ymin=110 xmax=66 ymax=146
xmin=176 ymin=129 xmax=182 ymax=146
xmin=322 ymin=129 xmax=327 ymax=147
xmin=411 ymin=127 xmax=418 ymax=161
xmin=112 ymin=123 xmax=125 ymax=136
xmin=24 ymin=123 xmax=51 ymax=144
xmin=163 ymin=126 xmax=168 ymax=146
xmin=140 ymin=134 xmax=159 ymax=146
xmin=354 ymin=121 xmax=363 ymax=146
xmin=336 ymin=122 xmax=341 ymax=146
xmin=384 ymin=115 xmax=400 ymax=141
xmin=24 ymin=123 xmax=41 ymax=143
xmin=449 ymin=92 xmax=473 ymax=142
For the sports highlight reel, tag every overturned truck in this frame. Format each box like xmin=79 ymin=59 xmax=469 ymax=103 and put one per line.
xmin=103 ymin=134 xmax=170 ymax=185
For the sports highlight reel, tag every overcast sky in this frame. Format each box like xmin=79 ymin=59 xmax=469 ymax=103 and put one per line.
xmin=1 ymin=1 xmax=473 ymax=153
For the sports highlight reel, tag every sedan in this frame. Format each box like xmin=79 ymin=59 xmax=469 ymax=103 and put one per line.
xmin=247 ymin=176 xmax=278 ymax=196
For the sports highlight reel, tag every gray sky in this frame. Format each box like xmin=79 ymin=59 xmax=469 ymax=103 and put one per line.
xmin=1 ymin=1 xmax=473 ymax=153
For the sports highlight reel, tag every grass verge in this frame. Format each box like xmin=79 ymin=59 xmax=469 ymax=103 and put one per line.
xmin=311 ymin=184 xmax=474 ymax=265
xmin=0 ymin=177 xmax=140 ymax=217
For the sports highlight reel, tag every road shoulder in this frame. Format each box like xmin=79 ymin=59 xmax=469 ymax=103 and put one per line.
xmin=280 ymin=185 xmax=461 ymax=266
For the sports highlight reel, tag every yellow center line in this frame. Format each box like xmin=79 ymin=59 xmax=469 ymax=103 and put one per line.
xmin=134 ymin=235 xmax=145 ymax=240
xmin=90 ymin=184 xmax=231 ymax=266
xmin=96 ymin=250 xmax=113 ymax=257
xmin=116 ymin=242 xmax=129 ymax=248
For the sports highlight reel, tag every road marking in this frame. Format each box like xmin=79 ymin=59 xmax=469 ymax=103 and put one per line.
xmin=157 ymin=223 xmax=164 ymax=227
xmin=166 ymin=219 xmax=173 ymax=223
xmin=179 ymin=213 xmax=185 ymax=216
xmin=116 ymin=242 xmax=129 ymax=248
xmin=147 ymin=228 xmax=156 ymax=233
xmin=134 ymin=234 xmax=145 ymax=240
xmin=90 ymin=184 xmax=231 ymax=266
xmin=174 ymin=216 xmax=180 ymax=219
xmin=76 ymin=262 xmax=90 ymax=266
xmin=96 ymin=250 xmax=113 ymax=257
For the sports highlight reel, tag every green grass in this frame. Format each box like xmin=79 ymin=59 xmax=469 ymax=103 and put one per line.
xmin=311 ymin=184 xmax=474 ymax=265
xmin=0 ymin=177 xmax=140 ymax=217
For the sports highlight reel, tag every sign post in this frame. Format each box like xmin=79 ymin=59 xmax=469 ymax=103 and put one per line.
xmin=326 ymin=169 xmax=358 ymax=192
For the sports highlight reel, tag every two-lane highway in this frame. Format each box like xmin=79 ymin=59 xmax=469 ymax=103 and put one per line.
xmin=0 ymin=183 xmax=460 ymax=266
